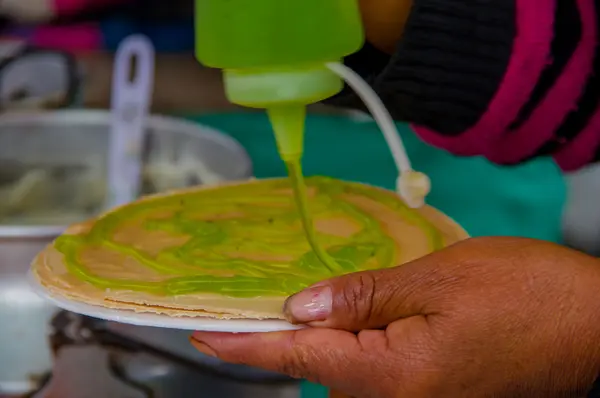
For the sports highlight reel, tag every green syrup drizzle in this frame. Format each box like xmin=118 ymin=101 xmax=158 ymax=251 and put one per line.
xmin=55 ymin=173 xmax=443 ymax=298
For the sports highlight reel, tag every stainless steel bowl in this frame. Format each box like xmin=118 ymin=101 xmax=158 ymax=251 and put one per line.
xmin=0 ymin=110 xmax=254 ymax=394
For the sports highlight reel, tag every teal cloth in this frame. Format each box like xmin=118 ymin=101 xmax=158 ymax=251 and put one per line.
xmin=189 ymin=112 xmax=566 ymax=397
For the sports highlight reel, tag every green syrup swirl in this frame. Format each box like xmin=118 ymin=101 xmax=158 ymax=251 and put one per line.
xmin=55 ymin=174 xmax=443 ymax=298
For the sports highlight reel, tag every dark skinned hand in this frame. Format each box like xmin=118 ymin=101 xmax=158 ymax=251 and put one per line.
xmin=192 ymin=237 xmax=600 ymax=398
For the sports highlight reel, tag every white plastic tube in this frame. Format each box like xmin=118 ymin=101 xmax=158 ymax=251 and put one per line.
xmin=327 ymin=62 xmax=430 ymax=208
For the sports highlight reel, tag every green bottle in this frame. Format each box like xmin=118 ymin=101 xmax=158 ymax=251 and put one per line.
xmin=194 ymin=1 xmax=366 ymax=299
xmin=195 ymin=0 xmax=364 ymax=160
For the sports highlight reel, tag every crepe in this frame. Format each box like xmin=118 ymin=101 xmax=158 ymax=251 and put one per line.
xmin=31 ymin=176 xmax=468 ymax=320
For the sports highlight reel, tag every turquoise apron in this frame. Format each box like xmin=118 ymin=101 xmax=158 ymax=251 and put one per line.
xmin=191 ymin=112 xmax=567 ymax=397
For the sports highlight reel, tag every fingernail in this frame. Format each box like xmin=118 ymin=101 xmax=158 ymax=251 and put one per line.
xmin=284 ymin=285 xmax=332 ymax=323
xmin=189 ymin=337 xmax=217 ymax=357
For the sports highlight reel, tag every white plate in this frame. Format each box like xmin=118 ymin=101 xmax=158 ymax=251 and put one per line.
xmin=27 ymin=271 xmax=302 ymax=333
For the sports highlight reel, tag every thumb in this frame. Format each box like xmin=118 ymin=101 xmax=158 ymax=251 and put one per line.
xmin=284 ymin=256 xmax=445 ymax=331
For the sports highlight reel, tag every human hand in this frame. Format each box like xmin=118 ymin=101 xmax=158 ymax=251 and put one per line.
xmin=192 ymin=237 xmax=600 ymax=398
xmin=358 ymin=0 xmax=413 ymax=53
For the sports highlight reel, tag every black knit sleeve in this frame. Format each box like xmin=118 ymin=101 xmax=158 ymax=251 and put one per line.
xmin=328 ymin=0 xmax=516 ymax=136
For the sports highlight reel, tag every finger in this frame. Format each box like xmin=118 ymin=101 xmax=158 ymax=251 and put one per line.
xmin=192 ymin=317 xmax=433 ymax=396
xmin=283 ymin=250 xmax=454 ymax=331
xmin=191 ymin=329 xmax=365 ymax=387
xmin=358 ymin=0 xmax=413 ymax=53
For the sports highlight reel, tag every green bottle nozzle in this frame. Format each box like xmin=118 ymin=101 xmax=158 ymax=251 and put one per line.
xmin=267 ymin=105 xmax=306 ymax=162
xmin=194 ymin=0 xmax=364 ymax=165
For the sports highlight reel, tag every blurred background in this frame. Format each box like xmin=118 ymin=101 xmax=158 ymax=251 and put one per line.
xmin=0 ymin=1 xmax=598 ymax=397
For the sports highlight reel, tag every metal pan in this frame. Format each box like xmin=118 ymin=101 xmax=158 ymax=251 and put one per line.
xmin=0 ymin=110 xmax=260 ymax=394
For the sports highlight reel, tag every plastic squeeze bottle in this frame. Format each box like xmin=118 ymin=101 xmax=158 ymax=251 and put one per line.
xmin=195 ymin=0 xmax=364 ymax=162
xmin=195 ymin=0 xmax=365 ymax=277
